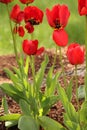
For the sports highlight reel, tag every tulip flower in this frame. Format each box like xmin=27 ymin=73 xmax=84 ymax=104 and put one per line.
xmin=19 ymin=0 xmax=34 ymax=4
xmin=67 ymin=43 xmax=84 ymax=65
xmin=53 ymin=29 xmax=68 ymax=47
xmin=25 ymin=22 xmax=34 ymax=33
xmin=13 ymin=26 xmax=25 ymax=37
xmin=24 ymin=6 xmax=44 ymax=25
xmin=22 ymin=39 xmax=44 ymax=55
xmin=0 ymin=0 xmax=13 ymax=4
xmin=46 ymin=4 xmax=70 ymax=29
xmin=46 ymin=4 xmax=70 ymax=48
xmin=78 ymin=0 xmax=87 ymax=15
xmin=17 ymin=26 xmax=25 ymax=37
xmin=10 ymin=4 xmax=24 ymax=23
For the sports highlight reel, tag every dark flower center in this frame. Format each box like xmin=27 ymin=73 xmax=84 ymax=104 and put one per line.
xmin=54 ymin=19 xmax=61 ymax=29
xmin=29 ymin=19 xmax=39 ymax=25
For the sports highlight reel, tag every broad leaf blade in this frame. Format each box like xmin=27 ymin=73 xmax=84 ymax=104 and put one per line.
xmin=0 ymin=83 xmax=25 ymax=102
xmin=38 ymin=116 xmax=66 ymax=130
xmin=18 ymin=116 xmax=39 ymax=130
xmin=78 ymin=85 xmax=85 ymax=99
xmin=0 ymin=114 xmax=21 ymax=121
xmin=5 ymin=120 xmax=18 ymax=128
xmin=66 ymin=78 xmax=73 ymax=102
xmin=80 ymin=101 xmax=87 ymax=123
xmin=36 ymin=55 xmax=49 ymax=90
xmin=19 ymin=99 xmax=31 ymax=116
xmin=41 ymin=95 xmax=59 ymax=115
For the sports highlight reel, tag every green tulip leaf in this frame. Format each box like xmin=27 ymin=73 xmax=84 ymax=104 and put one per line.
xmin=0 ymin=113 xmax=21 ymax=121
xmin=38 ymin=116 xmax=66 ymax=130
xmin=18 ymin=116 xmax=39 ymax=130
xmin=19 ymin=99 xmax=31 ymax=116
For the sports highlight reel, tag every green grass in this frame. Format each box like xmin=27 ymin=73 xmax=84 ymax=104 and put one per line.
xmin=0 ymin=0 xmax=85 ymax=55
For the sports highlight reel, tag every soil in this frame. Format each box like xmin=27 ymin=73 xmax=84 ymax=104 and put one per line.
xmin=0 ymin=48 xmax=85 ymax=130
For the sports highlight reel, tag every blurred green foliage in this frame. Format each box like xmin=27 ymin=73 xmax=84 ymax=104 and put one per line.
xmin=0 ymin=0 xmax=85 ymax=55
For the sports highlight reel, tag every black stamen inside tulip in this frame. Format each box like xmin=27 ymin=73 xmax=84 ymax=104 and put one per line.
xmin=54 ymin=19 xmax=61 ymax=29
xmin=29 ymin=19 xmax=39 ymax=25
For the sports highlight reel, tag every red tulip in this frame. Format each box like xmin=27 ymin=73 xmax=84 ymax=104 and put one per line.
xmin=19 ymin=0 xmax=34 ymax=4
xmin=24 ymin=6 xmax=44 ymax=25
xmin=10 ymin=4 xmax=24 ymax=23
xmin=0 ymin=0 xmax=13 ymax=4
xmin=13 ymin=26 xmax=25 ymax=37
xmin=67 ymin=43 xmax=84 ymax=65
xmin=17 ymin=26 xmax=25 ymax=37
xmin=22 ymin=39 xmax=44 ymax=55
xmin=53 ymin=29 xmax=68 ymax=47
xmin=46 ymin=4 xmax=70 ymax=29
xmin=25 ymin=22 xmax=34 ymax=33
xmin=78 ymin=0 xmax=87 ymax=15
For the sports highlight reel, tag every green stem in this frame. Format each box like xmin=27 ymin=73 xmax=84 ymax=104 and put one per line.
xmin=85 ymin=16 xmax=87 ymax=73
xmin=30 ymin=56 xmax=36 ymax=97
xmin=75 ymin=65 xmax=82 ymax=130
xmin=52 ymin=46 xmax=58 ymax=70
xmin=6 ymin=4 xmax=19 ymax=64
xmin=6 ymin=4 xmax=28 ymax=98
xmin=59 ymin=47 xmax=66 ymax=87
xmin=85 ymin=15 xmax=87 ymax=100
xmin=75 ymin=65 xmax=78 ymax=102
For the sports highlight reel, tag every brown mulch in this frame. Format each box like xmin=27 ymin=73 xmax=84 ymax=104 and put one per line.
xmin=0 ymin=48 xmax=85 ymax=130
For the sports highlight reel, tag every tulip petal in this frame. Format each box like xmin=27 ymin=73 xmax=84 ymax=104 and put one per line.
xmin=36 ymin=47 xmax=44 ymax=55
xmin=53 ymin=29 xmax=68 ymax=47
xmin=59 ymin=5 xmax=70 ymax=27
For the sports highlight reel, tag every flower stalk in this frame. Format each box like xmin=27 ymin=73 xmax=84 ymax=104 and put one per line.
xmin=6 ymin=4 xmax=19 ymax=64
xmin=59 ymin=47 xmax=67 ymax=87
xmin=85 ymin=15 xmax=87 ymax=100
xmin=75 ymin=65 xmax=83 ymax=130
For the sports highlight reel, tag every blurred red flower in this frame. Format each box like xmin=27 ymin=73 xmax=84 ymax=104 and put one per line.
xmin=78 ymin=0 xmax=87 ymax=15
xmin=25 ymin=22 xmax=34 ymax=33
xmin=24 ymin=6 xmax=44 ymax=25
xmin=22 ymin=40 xmax=44 ymax=55
xmin=53 ymin=29 xmax=68 ymax=47
xmin=17 ymin=26 xmax=25 ymax=37
xmin=0 ymin=0 xmax=13 ymax=4
xmin=13 ymin=26 xmax=25 ymax=37
xmin=67 ymin=43 xmax=84 ymax=65
xmin=19 ymin=0 xmax=34 ymax=4
xmin=46 ymin=4 xmax=70 ymax=29
xmin=10 ymin=4 xmax=24 ymax=23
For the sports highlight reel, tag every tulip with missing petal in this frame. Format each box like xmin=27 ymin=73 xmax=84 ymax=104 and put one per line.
xmin=67 ymin=43 xmax=84 ymax=65
xmin=22 ymin=39 xmax=44 ymax=55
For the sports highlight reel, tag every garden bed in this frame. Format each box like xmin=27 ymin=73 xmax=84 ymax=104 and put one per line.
xmin=0 ymin=48 xmax=85 ymax=130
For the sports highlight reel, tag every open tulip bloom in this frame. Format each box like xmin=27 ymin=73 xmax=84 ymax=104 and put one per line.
xmin=0 ymin=1 xmax=87 ymax=130
xmin=46 ymin=4 xmax=70 ymax=47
